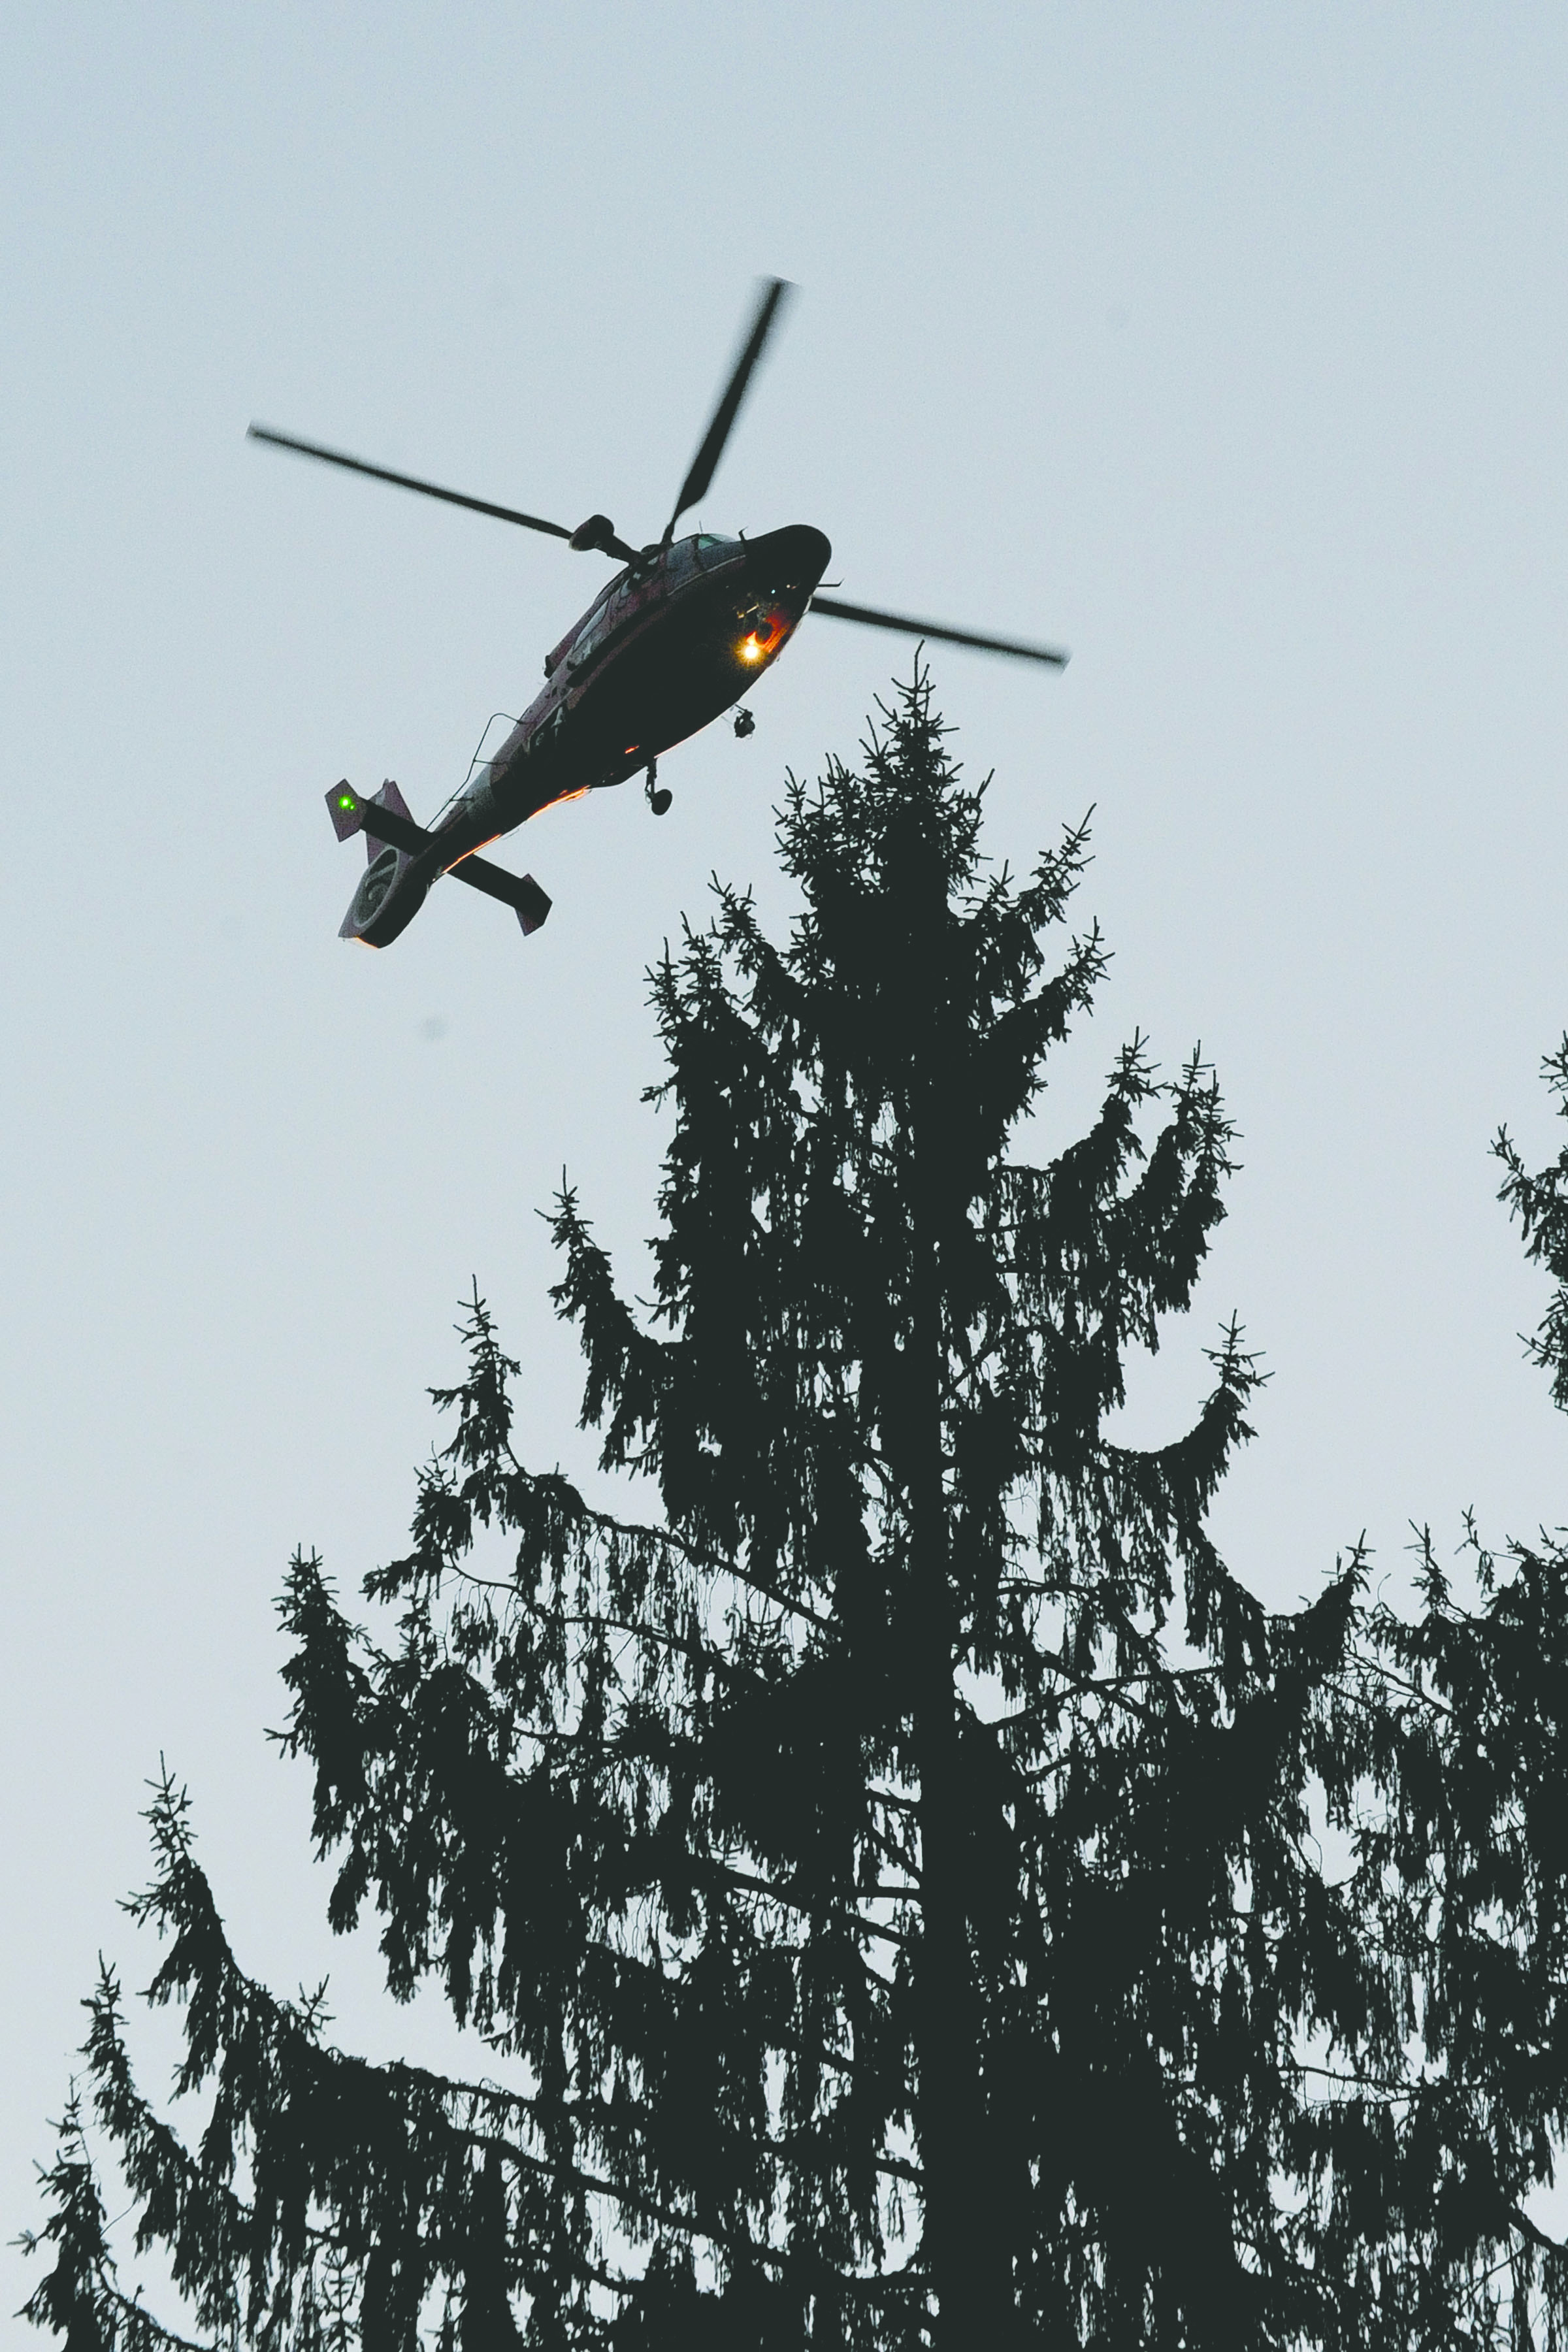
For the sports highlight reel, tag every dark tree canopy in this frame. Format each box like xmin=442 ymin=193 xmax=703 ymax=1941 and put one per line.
xmin=22 ymin=679 xmax=1568 ymax=2349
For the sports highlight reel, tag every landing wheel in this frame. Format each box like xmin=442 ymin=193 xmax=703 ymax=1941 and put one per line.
xmin=645 ymin=760 xmax=672 ymax=817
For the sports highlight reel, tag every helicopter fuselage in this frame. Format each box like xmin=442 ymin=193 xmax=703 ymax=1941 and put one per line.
xmin=341 ymin=521 xmax=830 ymax=946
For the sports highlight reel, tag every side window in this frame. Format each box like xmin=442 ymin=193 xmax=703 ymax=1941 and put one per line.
xmin=567 ymin=594 xmax=614 ymax=668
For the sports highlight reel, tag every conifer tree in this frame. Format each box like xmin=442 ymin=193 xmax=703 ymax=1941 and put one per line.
xmin=22 ymin=680 xmax=1568 ymax=2348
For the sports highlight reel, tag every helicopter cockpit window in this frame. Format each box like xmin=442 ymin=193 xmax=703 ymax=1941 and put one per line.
xmin=566 ymin=597 xmax=612 ymax=668
xmin=695 ymin=533 xmax=738 ymax=569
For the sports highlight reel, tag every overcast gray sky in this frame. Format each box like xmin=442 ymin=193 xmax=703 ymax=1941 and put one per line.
xmin=5 ymin=3 xmax=1566 ymax=2315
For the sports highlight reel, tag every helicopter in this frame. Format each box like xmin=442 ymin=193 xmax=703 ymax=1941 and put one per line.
xmin=250 ymin=278 xmax=1069 ymax=949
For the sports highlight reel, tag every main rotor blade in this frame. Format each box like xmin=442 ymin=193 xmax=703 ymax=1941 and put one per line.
xmin=248 ymin=425 xmax=575 ymax=542
xmin=808 ymin=595 xmax=1070 ymax=669
xmin=668 ymin=276 xmax=794 ymax=536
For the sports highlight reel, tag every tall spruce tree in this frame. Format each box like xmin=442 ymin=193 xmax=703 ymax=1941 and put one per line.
xmin=22 ymin=678 xmax=1568 ymax=2349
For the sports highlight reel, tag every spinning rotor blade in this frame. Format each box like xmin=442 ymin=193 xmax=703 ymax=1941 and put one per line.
xmin=667 ymin=276 xmax=794 ymax=538
xmin=808 ymin=595 xmax=1070 ymax=669
xmin=247 ymin=425 xmax=576 ymax=542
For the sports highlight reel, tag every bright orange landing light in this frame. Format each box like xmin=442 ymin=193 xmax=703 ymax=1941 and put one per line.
xmin=551 ymin=785 xmax=591 ymax=808
xmin=740 ymin=606 xmax=788 ymax=663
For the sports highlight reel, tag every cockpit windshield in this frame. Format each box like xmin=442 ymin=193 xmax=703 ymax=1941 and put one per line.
xmin=665 ymin=534 xmax=739 ymax=584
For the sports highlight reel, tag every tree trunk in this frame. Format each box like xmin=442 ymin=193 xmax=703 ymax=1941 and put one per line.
xmin=911 ymin=1050 xmax=1019 ymax=2350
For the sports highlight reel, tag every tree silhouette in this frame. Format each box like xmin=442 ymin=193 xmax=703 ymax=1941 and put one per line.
xmin=22 ymin=678 xmax=1568 ymax=2348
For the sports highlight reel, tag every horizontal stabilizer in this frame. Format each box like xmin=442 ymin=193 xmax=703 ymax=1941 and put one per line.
xmin=449 ymin=854 xmax=551 ymax=935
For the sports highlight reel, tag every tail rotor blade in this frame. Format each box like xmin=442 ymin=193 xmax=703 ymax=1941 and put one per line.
xmin=667 ymin=276 xmax=794 ymax=538
xmin=808 ymin=594 xmax=1069 ymax=669
xmin=248 ymin=425 xmax=576 ymax=542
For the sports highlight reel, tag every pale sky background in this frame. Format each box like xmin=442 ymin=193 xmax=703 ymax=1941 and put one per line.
xmin=4 ymin=3 xmax=1567 ymax=2321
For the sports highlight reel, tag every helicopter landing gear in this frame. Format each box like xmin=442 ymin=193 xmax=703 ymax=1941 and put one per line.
xmin=645 ymin=760 xmax=672 ymax=818
xmin=733 ymin=706 xmax=755 ymax=739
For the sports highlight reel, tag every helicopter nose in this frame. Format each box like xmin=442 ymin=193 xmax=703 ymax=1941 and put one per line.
xmin=743 ymin=524 xmax=832 ymax=594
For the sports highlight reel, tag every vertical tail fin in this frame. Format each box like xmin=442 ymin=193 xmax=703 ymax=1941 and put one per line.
xmin=363 ymin=780 xmax=414 ymax=854
xmin=325 ymin=778 xmax=417 ymax=847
